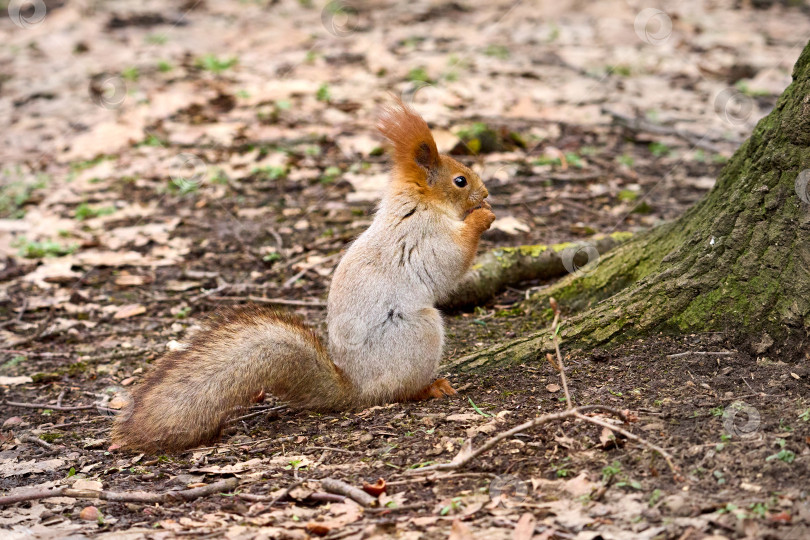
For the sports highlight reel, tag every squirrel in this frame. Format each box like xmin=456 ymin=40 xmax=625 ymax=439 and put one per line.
xmin=111 ymin=98 xmax=495 ymax=452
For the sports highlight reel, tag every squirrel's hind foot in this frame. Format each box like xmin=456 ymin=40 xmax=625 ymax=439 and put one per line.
xmin=409 ymin=378 xmax=457 ymax=401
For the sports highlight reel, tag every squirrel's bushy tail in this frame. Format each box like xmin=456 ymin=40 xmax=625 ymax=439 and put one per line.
xmin=111 ymin=306 xmax=350 ymax=453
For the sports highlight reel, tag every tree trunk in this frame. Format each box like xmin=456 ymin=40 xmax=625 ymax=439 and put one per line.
xmin=453 ymin=42 xmax=810 ymax=371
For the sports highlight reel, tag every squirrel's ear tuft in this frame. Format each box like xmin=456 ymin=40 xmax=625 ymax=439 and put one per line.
xmin=377 ymin=97 xmax=439 ymax=182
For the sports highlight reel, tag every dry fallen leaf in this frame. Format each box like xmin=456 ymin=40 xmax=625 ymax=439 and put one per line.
xmin=362 ymin=478 xmax=386 ymax=496
xmin=305 ymin=522 xmax=330 ymax=536
xmin=0 ymin=376 xmax=33 ymax=386
xmin=114 ymin=273 xmax=148 ymax=286
xmin=449 ymin=518 xmax=474 ymax=540
xmin=513 ymin=512 xmax=537 ymax=540
xmin=563 ymin=472 xmax=597 ymax=497
xmin=490 ymin=216 xmax=530 ymax=234
xmin=0 ymin=458 xmax=65 ymax=478
xmin=446 ymin=413 xmax=482 ymax=422
xmin=73 ymin=479 xmax=103 ymax=491
xmin=113 ymin=304 xmax=146 ymax=319
xmin=599 ymin=427 xmax=618 ymax=450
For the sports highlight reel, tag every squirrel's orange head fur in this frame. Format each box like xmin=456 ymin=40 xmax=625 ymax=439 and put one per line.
xmin=377 ymin=97 xmax=489 ymax=219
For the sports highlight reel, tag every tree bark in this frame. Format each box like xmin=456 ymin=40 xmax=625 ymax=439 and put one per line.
xmin=453 ymin=41 xmax=810 ymax=371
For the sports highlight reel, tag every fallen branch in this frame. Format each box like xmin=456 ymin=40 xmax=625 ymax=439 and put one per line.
xmin=0 ymin=478 xmax=239 ymax=507
xmin=19 ymin=433 xmax=57 ymax=450
xmin=308 ymin=492 xmax=346 ymax=504
xmin=320 ymin=478 xmax=378 ymax=507
xmin=439 ymin=235 xmax=629 ymax=311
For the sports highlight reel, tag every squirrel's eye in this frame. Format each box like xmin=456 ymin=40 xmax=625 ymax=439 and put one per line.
xmin=453 ymin=176 xmax=467 ymax=188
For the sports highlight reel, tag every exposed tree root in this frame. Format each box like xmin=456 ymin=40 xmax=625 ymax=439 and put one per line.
xmin=440 ymin=233 xmax=632 ymax=311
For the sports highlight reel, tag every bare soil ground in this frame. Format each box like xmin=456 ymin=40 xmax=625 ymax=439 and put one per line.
xmin=1 ymin=0 xmax=809 ymax=538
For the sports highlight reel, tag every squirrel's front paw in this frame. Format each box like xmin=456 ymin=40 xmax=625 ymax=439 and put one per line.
xmin=467 ymin=205 xmax=495 ymax=232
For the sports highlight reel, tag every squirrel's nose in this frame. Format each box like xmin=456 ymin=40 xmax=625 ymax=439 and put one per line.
xmin=481 ymin=188 xmax=489 ymax=200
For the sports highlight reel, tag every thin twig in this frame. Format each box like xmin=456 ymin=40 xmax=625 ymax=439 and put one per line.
xmin=387 ymin=472 xmax=496 ymax=486
xmin=666 ymin=351 xmax=734 ymax=360
xmin=306 ymin=446 xmax=359 ymax=454
xmin=283 ymin=253 xmax=340 ymax=288
xmin=208 ymin=296 xmax=326 ymax=307
xmin=0 ymin=479 xmax=239 ymax=507
xmin=407 ymin=298 xmax=679 ymax=477
xmin=406 ymin=407 xmax=615 ymax=474
xmin=269 ymin=479 xmax=305 ymax=506
xmin=365 ymin=502 xmax=430 ymax=513
xmin=189 ymin=283 xmax=231 ymax=303
xmin=227 ymin=409 xmax=274 ymax=424
xmin=549 ymin=298 xmax=572 ymax=410
xmin=282 ymin=267 xmax=312 ymax=288
xmin=5 ymin=400 xmax=95 ymax=411
xmin=10 ymin=305 xmax=55 ymax=348
xmin=0 ymin=349 xmax=71 ymax=357
xmin=47 ymin=418 xmax=104 ymax=430
xmin=572 ymin=412 xmax=678 ymax=475
xmin=313 ymin=450 xmax=330 ymax=469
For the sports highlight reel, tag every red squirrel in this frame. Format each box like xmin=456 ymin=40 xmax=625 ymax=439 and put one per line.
xmin=111 ymin=99 xmax=495 ymax=452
